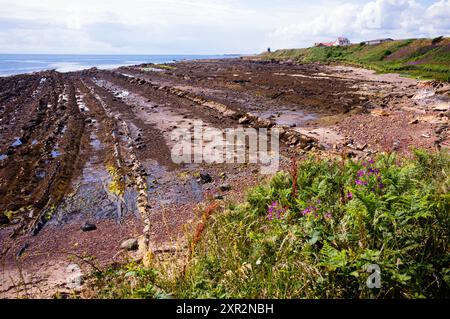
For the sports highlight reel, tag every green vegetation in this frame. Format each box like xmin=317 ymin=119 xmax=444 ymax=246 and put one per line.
xmin=106 ymin=165 xmax=126 ymax=196
xmin=260 ymin=37 xmax=450 ymax=81
xmin=89 ymin=150 xmax=449 ymax=299
xmin=154 ymin=64 xmax=177 ymax=70
xmin=89 ymin=262 xmax=169 ymax=299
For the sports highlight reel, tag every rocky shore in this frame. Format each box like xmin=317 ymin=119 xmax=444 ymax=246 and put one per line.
xmin=0 ymin=59 xmax=448 ymax=298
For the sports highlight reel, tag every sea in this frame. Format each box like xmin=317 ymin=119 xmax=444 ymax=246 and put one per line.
xmin=0 ymin=54 xmax=240 ymax=77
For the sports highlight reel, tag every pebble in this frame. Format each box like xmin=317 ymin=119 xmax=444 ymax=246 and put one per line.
xmin=121 ymin=238 xmax=139 ymax=251
xmin=219 ymin=183 xmax=231 ymax=191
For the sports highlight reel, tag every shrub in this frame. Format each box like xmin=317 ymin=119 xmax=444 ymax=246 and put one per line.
xmin=178 ymin=150 xmax=450 ymax=298
xmin=88 ymin=262 xmax=167 ymax=299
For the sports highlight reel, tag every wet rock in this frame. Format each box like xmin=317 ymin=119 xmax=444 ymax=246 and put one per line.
xmin=81 ymin=221 xmax=97 ymax=232
xmin=0 ymin=213 xmax=9 ymax=225
xmin=199 ymin=172 xmax=213 ymax=184
xmin=219 ymin=183 xmax=231 ymax=191
xmin=121 ymin=238 xmax=139 ymax=251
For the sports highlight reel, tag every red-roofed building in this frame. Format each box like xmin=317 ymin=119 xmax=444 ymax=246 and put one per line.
xmin=315 ymin=37 xmax=351 ymax=47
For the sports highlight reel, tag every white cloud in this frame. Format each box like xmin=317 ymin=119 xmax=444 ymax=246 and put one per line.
xmin=0 ymin=0 xmax=448 ymax=53
xmin=270 ymin=0 xmax=450 ymax=48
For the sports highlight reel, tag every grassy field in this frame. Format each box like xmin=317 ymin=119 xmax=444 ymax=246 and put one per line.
xmin=259 ymin=37 xmax=450 ymax=82
xmin=88 ymin=150 xmax=450 ymax=299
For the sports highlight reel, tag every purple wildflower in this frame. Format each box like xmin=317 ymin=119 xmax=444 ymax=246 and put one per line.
xmin=368 ymin=159 xmax=374 ymax=164
xmin=324 ymin=212 xmax=332 ymax=219
xmin=358 ymin=170 xmax=365 ymax=177
xmin=301 ymin=208 xmax=311 ymax=216
xmin=362 ymin=162 xmax=367 ymax=167
xmin=267 ymin=201 xmax=286 ymax=220
xmin=347 ymin=191 xmax=353 ymax=199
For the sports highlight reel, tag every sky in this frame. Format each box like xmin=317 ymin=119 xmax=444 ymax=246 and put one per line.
xmin=0 ymin=0 xmax=449 ymax=54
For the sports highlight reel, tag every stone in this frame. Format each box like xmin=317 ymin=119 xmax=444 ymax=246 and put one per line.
xmin=121 ymin=238 xmax=139 ymax=251
xmin=199 ymin=172 xmax=213 ymax=184
xmin=433 ymin=103 xmax=449 ymax=112
xmin=392 ymin=139 xmax=401 ymax=150
xmin=0 ymin=212 xmax=9 ymax=225
xmin=409 ymin=119 xmax=419 ymax=125
xmin=371 ymin=109 xmax=390 ymax=117
xmin=238 ymin=116 xmax=250 ymax=124
xmin=219 ymin=183 xmax=231 ymax=191
xmin=66 ymin=264 xmax=84 ymax=290
xmin=81 ymin=221 xmax=97 ymax=232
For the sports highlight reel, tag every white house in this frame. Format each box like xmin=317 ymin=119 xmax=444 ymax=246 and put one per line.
xmin=315 ymin=37 xmax=351 ymax=47
xmin=333 ymin=37 xmax=351 ymax=46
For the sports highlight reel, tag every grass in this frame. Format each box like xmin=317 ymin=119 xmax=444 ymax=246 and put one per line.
xmin=154 ymin=64 xmax=177 ymax=70
xmin=260 ymin=37 xmax=450 ymax=82
xmin=87 ymin=150 xmax=449 ymax=299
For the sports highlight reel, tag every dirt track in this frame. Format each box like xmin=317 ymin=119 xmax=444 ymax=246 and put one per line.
xmin=0 ymin=59 xmax=448 ymax=297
